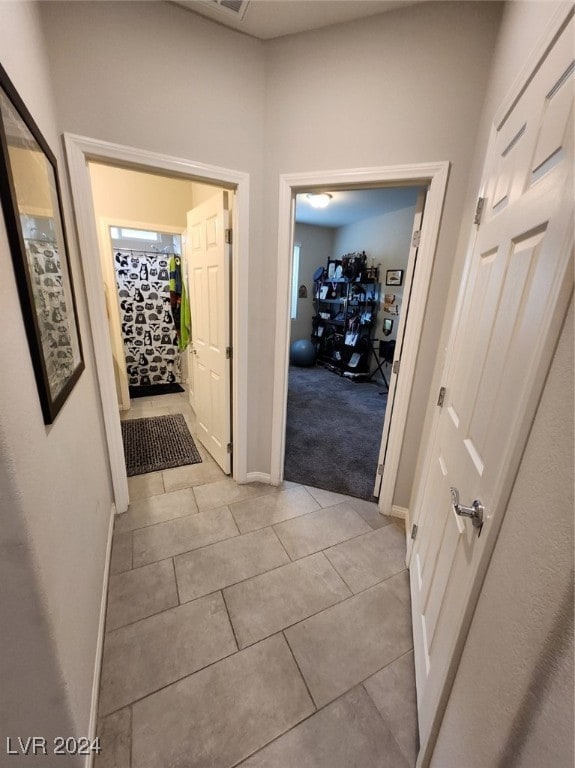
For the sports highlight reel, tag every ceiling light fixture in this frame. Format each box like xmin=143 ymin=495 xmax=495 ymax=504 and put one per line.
xmin=306 ymin=193 xmax=332 ymax=209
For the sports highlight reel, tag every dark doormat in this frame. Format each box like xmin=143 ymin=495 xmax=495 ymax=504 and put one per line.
xmin=121 ymin=414 xmax=202 ymax=476
xmin=129 ymin=383 xmax=185 ymax=399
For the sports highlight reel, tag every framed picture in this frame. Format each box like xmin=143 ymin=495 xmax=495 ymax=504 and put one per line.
xmin=0 ymin=64 xmax=84 ymax=424
xmin=383 ymin=318 xmax=394 ymax=336
xmin=386 ymin=269 xmax=404 ymax=286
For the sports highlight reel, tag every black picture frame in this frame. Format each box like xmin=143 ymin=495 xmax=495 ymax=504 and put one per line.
xmin=386 ymin=269 xmax=404 ymax=286
xmin=0 ymin=64 xmax=84 ymax=424
xmin=383 ymin=318 xmax=394 ymax=336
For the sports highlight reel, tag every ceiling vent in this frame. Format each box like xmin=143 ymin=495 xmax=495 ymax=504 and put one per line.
xmin=209 ymin=0 xmax=249 ymax=20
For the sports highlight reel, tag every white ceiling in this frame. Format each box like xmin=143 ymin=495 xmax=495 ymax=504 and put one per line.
xmin=170 ymin=0 xmax=423 ymax=40
xmin=295 ymin=187 xmax=422 ymax=228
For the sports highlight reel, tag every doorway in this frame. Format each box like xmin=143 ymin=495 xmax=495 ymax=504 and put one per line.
xmin=65 ymin=134 xmax=250 ymax=512
xmin=271 ymin=163 xmax=450 ymax=521
xmin=284 ymin=187 xmax=423 ymax=501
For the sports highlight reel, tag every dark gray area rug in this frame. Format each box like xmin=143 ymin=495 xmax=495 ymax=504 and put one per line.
xmin=121 ymin=414 xmax=202 ymax=477
xmin=284 ymin=365 xmax=387 ymax=500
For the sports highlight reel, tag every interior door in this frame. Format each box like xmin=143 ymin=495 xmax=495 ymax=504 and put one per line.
xmin=410 ymin=15 xmax=574 ymax=765
xmin=373 ymin=189 xmax=426 ymax=498
xmin=186 ymin=192 xmax=232 ymax=474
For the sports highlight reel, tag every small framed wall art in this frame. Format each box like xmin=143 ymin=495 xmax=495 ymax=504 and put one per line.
xmin=386 ymin=269 xmax=404 ymax=286
xmin=0 ymin=63 xmax=84 ymax=424
xmin=383 ymin=318 xmax=394 ymax=336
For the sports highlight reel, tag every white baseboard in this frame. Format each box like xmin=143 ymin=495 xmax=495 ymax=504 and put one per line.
xmin=85 ymin=503 xmax=115 ymax=768
xmin=390 ymin=504 xmax=409 ymax=520
xmin=243 ymin=471 xmax=272 ymax=484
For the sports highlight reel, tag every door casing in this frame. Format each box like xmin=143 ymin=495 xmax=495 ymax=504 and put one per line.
xmin=270 ymin=163 xmax=450 ymax=520
xmin=64 ymin=133 xmax=250 ymax=513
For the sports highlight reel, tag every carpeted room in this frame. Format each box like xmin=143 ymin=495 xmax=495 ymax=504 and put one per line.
xmin=283 ymin=187 xmax=421 ymax=501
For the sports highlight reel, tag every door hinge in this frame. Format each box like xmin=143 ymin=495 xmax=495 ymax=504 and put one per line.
xmin=392 ymin=360 xmax=400 ymax=375
xmin=412 ymin=229 xmax=421 ymax=248
xmin=437 ymin=386 xmax=446 ymax=407
xmin=411 ymin=524 xmax=418 ymax=540
xmin=377 ymin=463 xmax=384 ymax=476
xmin=226 ymin=346 xmax=232 ymax=359
xmin=227 ymin=442 xmax=233 ymax=454
xmin=225 ymin=228 xmax=232 ymax=245
xmin=474 ymin=197 xmax=486 ymax=226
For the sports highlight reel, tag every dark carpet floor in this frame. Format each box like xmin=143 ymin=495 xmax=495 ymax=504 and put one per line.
xmin=284 ymin=365 xmax=387 ymax=500
xmin=121 ymin=414 xmax=202 ymax=476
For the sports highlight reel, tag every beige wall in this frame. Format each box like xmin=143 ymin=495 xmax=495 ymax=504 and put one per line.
xmin=88 ymin=163 xmax=217 ymax=228
xmin=426 ymin=3 xmax=574 ymax=764
xmin=263 ymin=1 xmax=503 ymax=495
xmin=0 ymin=1 xmax=113 ymax=751
xmin=40 ymin=0 xmax=267 ymax=471
xmin=291 ymin=223 xmax=335 ymax=343
xmin=40 ymin=1 xmax=502 ymax=482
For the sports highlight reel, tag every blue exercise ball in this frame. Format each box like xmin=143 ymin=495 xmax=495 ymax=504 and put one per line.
xmin=290 ymin=339 xmax=316 ymax=367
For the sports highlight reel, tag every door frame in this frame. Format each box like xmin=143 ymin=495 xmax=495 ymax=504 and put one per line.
xmin=64 ymin=133 xmax=250 ymax=513
xmin=270 ymin=162 xmax=450 ymax=518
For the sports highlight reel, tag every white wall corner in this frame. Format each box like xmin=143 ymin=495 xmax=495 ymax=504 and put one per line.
xmin=85 ymin=503 xmax=115 ymax=768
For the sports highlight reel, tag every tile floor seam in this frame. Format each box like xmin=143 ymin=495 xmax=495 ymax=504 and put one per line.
xmin=361 ymin=680 xmax=414 ymax=768
xmin=130 ymin=525 xmax=240 ymax=569
xmin=119 ymin=505 xmax=208 ymax=535
xmin=281 ymin=630 xmax=318 ymax=710
xmin=192 ymin=482 xmax=295 ymax=512
xmin=101 ymin=643 xmax=240 ymax=718
xmin=322 ymin=542 xmax=408 ymax=595
xmin=227 ymin=681 xmax=401 ymax=768
xmin=177 ymin=553 xmax=295 ymax=606
xmin=222 ymin=556 xmax=353 ymax=650
xmin=171 ymin=557 xmax=181 ymax=605
xmin=272 ymin=515 xmax=390 ymax=561
xmin=220 ymin=589 xmax=241 ymax=652
xmin=269 ymin=525 xmax=295 ymax=562
xmin=321 ymin=548 xmax=356 ymax=595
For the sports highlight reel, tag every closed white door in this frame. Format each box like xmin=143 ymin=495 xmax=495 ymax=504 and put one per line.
xmin=186 ymin=192 xmax=232 ymax=474
xmin=410 ymin=15 xmax=574 ymax=765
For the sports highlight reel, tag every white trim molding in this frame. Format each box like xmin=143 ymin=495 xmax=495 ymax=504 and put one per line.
xmin=63 ymin=134 xmax=250 ymax=511
xmin=244 ymin=471 xmax=273 ymax=485
xmin=270 ymin=163 xmax=450 ymax=516
xmin=85 ymin=502 xmax=115 ymax=768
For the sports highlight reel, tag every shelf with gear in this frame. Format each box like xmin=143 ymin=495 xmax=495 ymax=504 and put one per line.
xmin=311 ymin=252 xmax=381 ymax=380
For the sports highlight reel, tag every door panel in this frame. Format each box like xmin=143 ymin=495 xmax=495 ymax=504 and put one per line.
xmin=186 ymin=192 xmax=231 ymax=474
xmin=411 ymin=15 xmax=574 ymax=764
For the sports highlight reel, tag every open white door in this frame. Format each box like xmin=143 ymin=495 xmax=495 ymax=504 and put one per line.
xmin=410 ymin=14 xmax=574 ymax=766
xmin=373 ymin=189 xmax=426 ymax=498
xmin=186 ymin=192 xmax=232 ymax=474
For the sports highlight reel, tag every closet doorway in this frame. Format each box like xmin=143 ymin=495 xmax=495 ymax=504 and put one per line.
xmin=284 ymin=186 xmax=424 ymax=502
xmin=271 ymin=162 xmax=449 ymax=521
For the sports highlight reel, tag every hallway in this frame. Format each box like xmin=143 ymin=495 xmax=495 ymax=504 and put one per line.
xmin=98 ymin=392 xmax=418 ymax=767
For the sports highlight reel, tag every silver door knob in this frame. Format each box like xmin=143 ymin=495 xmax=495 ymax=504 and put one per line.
xmin=450 ymin=487 xmax=484 ymax=530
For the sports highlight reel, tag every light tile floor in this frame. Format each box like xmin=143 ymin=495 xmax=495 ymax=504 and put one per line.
xmin=99 ymin=391 xmax=419 ymax=767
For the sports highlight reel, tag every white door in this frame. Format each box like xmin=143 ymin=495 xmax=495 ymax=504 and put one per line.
xmin=373 ymin=189 xmax=426 ymax=498
xmin=410 ymin=16 xmax=574 ymax=765
xmin=186 ymin=192 xmax=232 ymax=474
